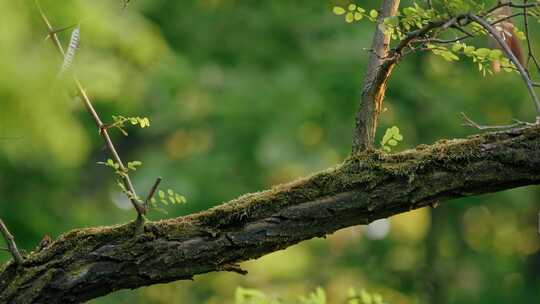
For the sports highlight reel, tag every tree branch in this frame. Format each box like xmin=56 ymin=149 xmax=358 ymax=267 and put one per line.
xmin=353 ymin=0 xmax=401 ymax=153
xmin=468 ymin=13 xmax=540 ymax=116
xmin=352 ymin=3 xmax=456 ymax=153
xmin=2 ymin=125 xmax=540 ymax=303
xmin=0 ymin=219 xmax=23 ymax=265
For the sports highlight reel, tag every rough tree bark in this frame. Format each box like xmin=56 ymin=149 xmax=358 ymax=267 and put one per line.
xmin=3 ymin=1 xmax=540 ymax=303
xmin=1 ymin=125 xmax=540 ymax=303
xmin=352 ymin=0 xmax=400 ymax=153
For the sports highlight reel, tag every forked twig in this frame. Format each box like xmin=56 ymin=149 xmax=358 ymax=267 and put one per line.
xmin=461 ymin=112 xmax=535 ymax=130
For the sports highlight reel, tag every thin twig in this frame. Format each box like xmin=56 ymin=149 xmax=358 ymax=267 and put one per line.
xmin=36 ymin=1 xmax=147 ymax=218
xmin=419 ymin=11 xmax=528 ymax=45
xmin=485 ymin=1 xmax=539 ymax=16
xmin=145 ymin=177 xmax=163 ymax=209
xmin=0 ymin=219 xmax=23 ymax=265
xmin=43 ymin=23 xmax=78 ymax=41
xmin=461 ymin=112 xmax=534 ymax=130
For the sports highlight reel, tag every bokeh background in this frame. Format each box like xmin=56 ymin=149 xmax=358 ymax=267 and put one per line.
xmin=1 ymin=0 xmax=539 ymax=303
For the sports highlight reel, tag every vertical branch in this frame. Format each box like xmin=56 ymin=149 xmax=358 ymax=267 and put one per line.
xmin=36 ymin=2 xmax=147 ymax=220
xmin=0 ymin=219 xmax=23 ymax=265
xmin=352 ymin=0 xmax=401 ymax=153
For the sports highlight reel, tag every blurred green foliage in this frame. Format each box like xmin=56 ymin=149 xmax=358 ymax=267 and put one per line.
xmin=0 ymin=0 xmax=539 ymax=303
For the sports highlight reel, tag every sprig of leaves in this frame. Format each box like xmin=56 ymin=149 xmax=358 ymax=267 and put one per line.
xmin=234 ymin=286 xmax=387 ymax=304
xmin=347 ymin=287 xmax=386 ymax=304
xmin=380 ymin=126 xmax=403 ymax=152
xmin=149 ymin=188 xmax=186 ymax=213
xmin=108 ymin=115 xmax=150 ymax=136
xmin=299 ymin=287 xmax=326 ymax=304
xmin=98 ymin=158 xmax=143 ymax=199
xmin=332 ymin=1 xmax=527 ymax=78
xmin=381 ymin=4 xmax=438 ymax=40
xmin=451 ymin=42 xmax=516 ymax=75
xmin=332 ymin=4 xmax=378 ymax=23
xmin=99 ymin=159 xmax=185 ymax=213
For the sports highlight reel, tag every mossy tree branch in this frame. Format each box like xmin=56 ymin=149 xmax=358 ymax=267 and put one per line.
xmin=2 ymin=126 xmax=540 ymax=303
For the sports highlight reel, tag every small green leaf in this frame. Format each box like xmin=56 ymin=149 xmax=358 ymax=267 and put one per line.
xmin=475 ymin=48 xmax=491 ymax=59
xmin=345 ymin=12 xmax=354 ymax=23
xmin=127 ymin=161 xmax=142 ymax=171
xmin=332 ymin=6 xmax=346 ymax=15
xmin=514 ymin=29 xmax=526 ymax=40
xmin=452 ymin=43 xmax=463 ymax=52
xmin=464 ymin=46 xmax=476 ymax=56
xmin=403 ymin=7 xmax=415 ymax=16
xmin=360 ymin=289 xmax=372 ymax=304
xmin=158 ymin=190 xmax=165 ymax=199
xmin=384 ymin=16 xmax=399 ymax=27
xmin=369 ymin=9 xmax=378 ymax=19
xmin=488 ymin=49 xmax=503 ymax=60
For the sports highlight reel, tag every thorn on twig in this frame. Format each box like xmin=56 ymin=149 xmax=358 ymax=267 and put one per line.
xmin=43 ymin=24 xmax=78 ymax=41
xmin=0 ymin=219 xmax=24 ymax=265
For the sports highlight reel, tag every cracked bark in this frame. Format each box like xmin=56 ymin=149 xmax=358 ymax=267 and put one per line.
xmin=1 ymin=125 xmax=540 ymax=303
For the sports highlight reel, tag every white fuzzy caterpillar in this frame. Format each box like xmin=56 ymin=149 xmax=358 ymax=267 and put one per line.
xmin=60 ymin=26 xmax=80 ymax=74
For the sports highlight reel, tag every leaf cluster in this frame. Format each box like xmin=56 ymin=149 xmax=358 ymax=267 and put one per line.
xmin=380 ymin=126 xmax=403 ymax=152
xmin=332 ymin=4 xmax=378 ymax=23
xmin=149 ymin=188 xmax=186 ymax=214
xmin=109 ymin=115 xmax=151 ymax=136
xmin=234 ymin=287 xmax=386 ymax=304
